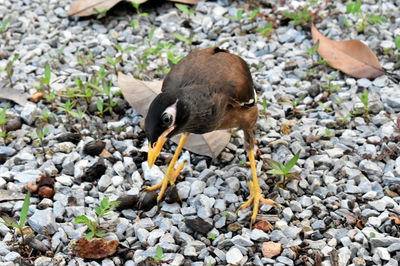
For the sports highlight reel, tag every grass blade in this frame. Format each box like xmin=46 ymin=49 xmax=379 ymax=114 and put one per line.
xmin=284 ymin=151 xmax=300 ymax=174
xmin=19 ymin=190 xmax=31 ymax=228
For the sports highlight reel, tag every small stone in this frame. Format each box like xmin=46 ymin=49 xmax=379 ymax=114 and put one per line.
xmin=190 ymin=180 xmax=206 ymax=197
xmin=262 ymin=241 xmax=282 ymax=258
xmin=282 ymin=207 xmax=294 ymax=221
xmin=28 ymin=208 xmax=57 ymax=234
xmin=184 ymin=246 xmax=197 ymax=256
xmin=375 ymin=247 xmax=390 ymax=260
xmin=4 ymin=251 xmax=21 ymax=262
xmin=226 ymin=247 xmax=243 ymax=265
xmin=231 ymin=235 xmax=254 ymax=247
xmin=250 ymin=229 xmax=269 ymax=241
xmin=338 ymin=247 xmax=351 ymax=266
xmin=52 ymin=142 xmax=76 ymax=153
xmin=98 ymin=175 xmax=112 ymax=192
xmin=21 ymin=103 xmax=41 ymax=125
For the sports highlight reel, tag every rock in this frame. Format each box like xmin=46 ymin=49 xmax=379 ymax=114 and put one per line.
xmin=21 ymin=103 xmax=41 ymax=125
xmin=98 ymin=174 xmax=112 ymax=192
xmin=375 ymin=247 xmax=390 ymax=260
xmin=28 ymin=208 xmax=57 ymax=234
xmin=231 ymin=235 xmax=254 ymax=247
xmin=190 ymin=180 xmax=206 ymax=197
xmin=226 ymin=247 xmax=243 ymax=265
xmin=52 ymin=142 xmax=76 ymax=153
xmin=262 ymin=242 xmax=282 ymax=258
xmin=83 ymin=140 xmax=105 ymax=156
xmin=184 ymin=217 xmax=213 ymax=234
xmin=4 ymin=251 xmax=21 ymax=262
xmin=338 ymin=247 xmax=351 ymax=266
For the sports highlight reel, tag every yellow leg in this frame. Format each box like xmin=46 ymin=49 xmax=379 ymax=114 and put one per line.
xmin=237 ymin=150 xmax=281 ymax=229
xmin=146 ymin=133 xmax=190 ymax=202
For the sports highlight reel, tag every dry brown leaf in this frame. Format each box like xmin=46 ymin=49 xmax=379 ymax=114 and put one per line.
xmin=68 ymin=0 xmax=201 ymax=17
xmin=253 ymin=220 xmax=274 ymax=232
xmin=73 ymin=237 xmax=118 ymax=259
xmin=389 ymin=216 xmax=400 ymax=225
xmin=117 ymin=72 xmax=231 ymax=158
xmin=311 ymin=24 xmax=384 ymax=79
xmin=0 ymin=87 xmax=29 ymax=106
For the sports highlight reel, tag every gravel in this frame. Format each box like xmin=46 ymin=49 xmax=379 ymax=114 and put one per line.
xmin=0 ymin=0 xmax=400 ymax=265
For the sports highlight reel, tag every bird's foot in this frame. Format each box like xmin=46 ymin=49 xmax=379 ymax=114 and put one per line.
xmin=236 ymin=181 xmax=281 ymax=229
xmin=145 ymin=161 xmax=185 ymax=203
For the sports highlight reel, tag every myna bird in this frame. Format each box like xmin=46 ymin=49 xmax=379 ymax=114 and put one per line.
xmin=144 ymin=47 xmax=279 ymax=227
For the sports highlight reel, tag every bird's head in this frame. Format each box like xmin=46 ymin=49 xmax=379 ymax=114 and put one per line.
xmin=145 ymin=92 xmax=187 ymax=168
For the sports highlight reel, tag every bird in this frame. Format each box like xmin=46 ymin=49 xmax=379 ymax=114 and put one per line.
xmin=144 ymin=47 xmax=279 ymax=228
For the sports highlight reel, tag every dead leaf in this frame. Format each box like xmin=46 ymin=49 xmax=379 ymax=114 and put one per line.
xmin=68 ymin=0 xmax=202 ymax=17
xmin=117 ymin=72 xmax=231 ymax=158
xmin=389 ymin=216 xmax=400 ymax=225
xmin=73 ymin=237 xmax=118 ymax=259
xmin=0 ymin=87 xmax=29 ymax=106
xmin=0 ymin=190 xmax=26 ymax=202
xmin=281 ymin=119 xmax=296 ymax=135
xmin=311 ymin=24 xmax=384 ymax=79
xmin=254 ymin=220 xmax=274 ymax=232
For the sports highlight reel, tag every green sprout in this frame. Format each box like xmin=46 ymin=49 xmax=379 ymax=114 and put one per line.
xmin=282 ymin=5 xmax=312 ymax=26
xmin=256 ymin=22 xmax=274 ymax=38
xmin=28 ymin=127 xmax=49 ymax=154
xmin=0 ymin=18 xmax=10 ymax=33
xmin=131 ymin=2 xmax=148 ymax=31
xmin=0 ymin=191 xmax=31 ymax=249
xmin=207 ymin=233 xmax=218 ymax=240
xmin=359 ymin=88 xmax=370 ymax=121
xmin=74 ymin=197 xmax=120 ymax=239
xmin=346 ymin=0 xmax=387 ymax=32
xmin=0 ymin=54 xmax=19 ymax=87
xmin=0 ymin=104 xmax=12 ymax=145
xmin=175 ymin=3 xmax=195 ymax=16
xmin=152 ymin=245 xmax=166 ymax=264
xmin=265 ymin=151 xmax=301 ymax=187
xmin=321 ymin=70 xmax=340 ymax=94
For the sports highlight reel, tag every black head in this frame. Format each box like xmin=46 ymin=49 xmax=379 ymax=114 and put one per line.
xmin=145 ymin=92 xmax=188 ymax=144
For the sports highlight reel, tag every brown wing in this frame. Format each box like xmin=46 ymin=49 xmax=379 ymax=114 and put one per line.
xmin=162 ymin=47 xmax=255 ymax=106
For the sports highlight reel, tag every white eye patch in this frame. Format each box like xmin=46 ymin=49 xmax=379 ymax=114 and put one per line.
xmin=162 ymin=101 xmax=177 ymax=126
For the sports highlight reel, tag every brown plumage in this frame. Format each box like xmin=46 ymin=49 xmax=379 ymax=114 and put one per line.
xmin=145 ymin=47 xmax=278 ymax=228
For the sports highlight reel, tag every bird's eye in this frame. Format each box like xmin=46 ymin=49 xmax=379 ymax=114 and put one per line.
xmin=161 ymin=113 xmax=172 ymax=125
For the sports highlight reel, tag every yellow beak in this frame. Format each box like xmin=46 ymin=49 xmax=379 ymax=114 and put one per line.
xmin=147 ymin=126 xmax=175 ymax=168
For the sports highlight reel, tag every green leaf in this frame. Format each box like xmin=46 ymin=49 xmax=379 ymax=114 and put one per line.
xmin=87 ymin=222 xmax=95 ymax=232
xmin=267 ymin=169 xmax=284 ymax=175
xmin=148 ymin=26 xmax=155 ymax=43
xmin=284 ymin=151 xmax=300 ymax=174
xmin=105 ymin=55 xmax=115 ymax=66
xmin=95 ymin=206 xmax=102 ymax=216
xmin=172 ymin=33 xmax=191 ymax=44
xmin=0 ymin=18 xmax=10 ymax=32
xmin=75 ymin=215 xmax=90 ymax=224
xmin=96 ymin=230 xmax=106 ymax=237
xmin=156 ymin=245 xmax=164 ymax=259
xmin=237 ymin=9 xmax=243 ymax=20
xmin=264 ymin=158 xmax=284 ymax=171
xmin=97 ymin=99 xmax=104 ymax=113
xmin=131 ymin=1 xmax=140 ymax=9
xmin=368 ymin=14 xmax=388 ymax=25
xmin=360 ymin=89 xmax=369 ymax=107
xmin=86 ymin=231 xmax=94 ymax=239
xmin=395 ymin=36 xmax=400 ymax=51
xmin=175 ymin=3 xmax=190 ymax=15
xmin=0 ymin=103 xmax=8 ymax=125
xmin=346 ymin=1 xmax=361 ymax=14
xmin=44 ymin=63 xmax=51 ymax=84
xmin=19 ymin=190 xmax=30 ymax=227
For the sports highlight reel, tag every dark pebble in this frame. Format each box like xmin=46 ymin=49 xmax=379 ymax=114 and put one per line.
xmin=82 ymin=158 xmax=106 ymax=182
xmin=83 ymin=140 xmax=105 ymax=156
xmin=184 ymin=217 xmax=213 ymax=235
xmin=56 ymin=132 xmax=82 ymax=144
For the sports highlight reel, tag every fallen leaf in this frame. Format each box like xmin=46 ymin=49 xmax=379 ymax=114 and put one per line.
xmin=262 ymin=241 xmax=282 ymax=258
xmin=389 ymin=216 xmax=400 ymax=225
xmin=68 ymin=0 xmax=202 ymax=17
xmin=281 ymin=119 xmax=296 ymax=135
xmin=0 ymin=190 xmax=26 ymax=202
xmin=254 ymin=220 xmax=274 ymax=232
xmin=311 ymin=24 xmax=384 ymax=79
xmin=73 ymin=237 xmax=118 ymax=259
xmin=0 ymin=87 xmax=29 ymax=106
xmin=117 ymin=72 xmax=231 ymax=158
xmin=68 ymin=0 xmax=125 ymax=17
